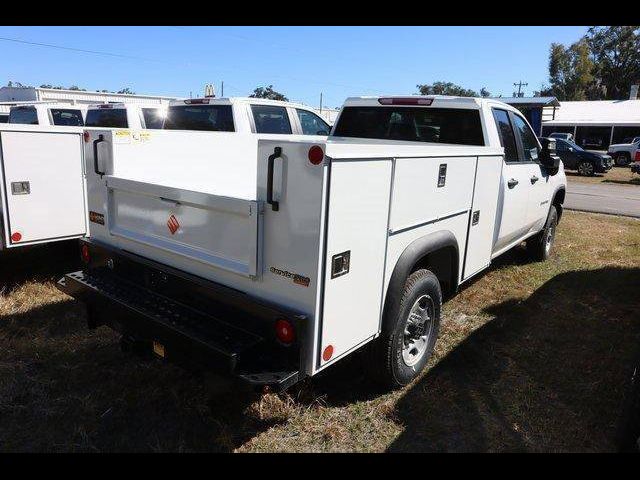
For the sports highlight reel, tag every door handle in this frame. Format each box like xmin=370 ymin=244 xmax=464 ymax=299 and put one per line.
xmin=530 ymin=175 xmax=539 ymax=184
xmin=267 ymin=146 xmax=282 ymax=211
xmin=507 ymin=178 xmax=519 ymax=189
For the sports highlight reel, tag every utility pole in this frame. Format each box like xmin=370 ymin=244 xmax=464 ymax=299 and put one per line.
xmin=221 ymin=81 xmax=224 ymax=97
xmin=513 ymin=81 xmax=528 ymax=98
xmin=319 ymin=92 xmax=323 ymax=114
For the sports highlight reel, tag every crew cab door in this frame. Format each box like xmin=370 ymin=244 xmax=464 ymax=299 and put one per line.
xmin=510 ymin=113 xmax=552 ymax=231
xmin=492 ymin=108 xmax=536 ymax=253
xmin=0 ymin=128 xmax=87 ymax=248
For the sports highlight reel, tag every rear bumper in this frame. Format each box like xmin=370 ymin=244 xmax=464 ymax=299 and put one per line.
xmin=57 ymin=241 xmax=305 ymax=392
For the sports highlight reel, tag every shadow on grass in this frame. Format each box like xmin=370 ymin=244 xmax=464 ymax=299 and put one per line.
xmin=603 ymin=178 xmax=640 ymax=186
xmin=0 ymin=240 xmax=80 ymax=293
xmin=387 ymin=267 xmax=640 ymax=452
xmin=0 ymin=299 xmax=276 ymax=452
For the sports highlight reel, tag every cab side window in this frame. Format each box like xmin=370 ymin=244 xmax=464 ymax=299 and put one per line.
xmin=296 ymin=109 xmax=330 ymax=135
xmin=511 ymin=114 xmax=541 ymax=162
xmin=492 ymin=109 xmax=518 ymax=162
xmin=251 ymin=105 xmax=292 ymax=134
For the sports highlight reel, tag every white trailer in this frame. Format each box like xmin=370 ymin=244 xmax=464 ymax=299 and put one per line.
xmin=57 ymin=96 xmax=566 ymax=391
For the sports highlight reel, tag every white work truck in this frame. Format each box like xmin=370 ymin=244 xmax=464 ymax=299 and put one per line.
xmin=9 ymin=103 xmax=86 ymax=127
xmin=57 ymin=95 xmax=566 ymax=391
xmin=163 ymin=97 xmax=331 ymax=136
xmin=0 ymin=103 xmax=162 ymax=251
xmin=0 ymin=98 xmax=329 ymax=252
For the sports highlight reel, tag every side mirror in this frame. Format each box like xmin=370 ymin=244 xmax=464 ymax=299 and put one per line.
xmin=539 ymin=138 xmax=560 ymax=175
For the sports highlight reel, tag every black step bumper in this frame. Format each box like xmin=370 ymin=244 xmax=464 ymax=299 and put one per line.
xmin=57 ymin=246 xmax=305 ymax=392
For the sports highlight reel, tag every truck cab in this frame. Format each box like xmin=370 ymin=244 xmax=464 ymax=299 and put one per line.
xmin=57 ymin=95 xmax=566 ymax=392
xmin=9 ymin=102 xmax=86 ymax=127
xmin=164 ymin=97 xmax=331 ymax=136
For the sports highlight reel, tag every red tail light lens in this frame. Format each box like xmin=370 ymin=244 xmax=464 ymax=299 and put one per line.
xmin=83 ymin=130 xmax=90 ymax=143
xmin=275 ymin=319 xmax=295 ymax=345
xmin=308 ymin=145 xmax=324 ymax=165
xmin=635 ymin=151 xmax=640 ymax=161
xmin=10 ymin=232 xmax=22 ymax=243
xmin=80 ymin=244 xmax=91 ymax=264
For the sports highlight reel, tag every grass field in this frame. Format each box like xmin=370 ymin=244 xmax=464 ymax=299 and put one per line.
xmin=1 ymin=211 xmax=639 ymax=452
xmin=566 ymin=166 xmax=640 ymax=186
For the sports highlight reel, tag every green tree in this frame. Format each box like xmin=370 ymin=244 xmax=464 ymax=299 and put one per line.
xmin=117 ymin=87 xmax=135 ymax=95
xmin=249 ymin=85 xmax=288 ymax=101
xmin=587 ymin=26 xmax=640 ymax=100
xmin=416 ymin=81 xmax=478 ymax=97
xmin=480 ymin=87 xmax=491 ymax=97
xmin=547 ymin=38 xmax=596 ymax=100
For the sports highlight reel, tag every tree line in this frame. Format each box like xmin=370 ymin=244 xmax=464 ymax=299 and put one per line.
xmin=5 ymin=81 xmax=135 ymax=95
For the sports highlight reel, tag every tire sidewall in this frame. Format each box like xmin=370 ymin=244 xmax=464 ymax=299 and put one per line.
xmin=541 ymin=206 xmax=558 ymax=260
xmin=389 ymin=271 xmax=441 ymax=386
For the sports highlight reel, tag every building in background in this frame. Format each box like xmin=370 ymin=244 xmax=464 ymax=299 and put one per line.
xmin=313 ymin=107 xmax=340 ymax=125
xmin=491 ymin=97 xmax=560 ymax=136
xmin=0 ymin=86 xmax=180 ymax=107
xmin=541 ymin=99 xmax=640 ymax=150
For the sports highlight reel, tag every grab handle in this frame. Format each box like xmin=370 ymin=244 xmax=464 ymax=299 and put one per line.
xmin=267 ymin=146 xmax=282 ymax=211
xmin=93 ymin=134 xmax=106 ymax=176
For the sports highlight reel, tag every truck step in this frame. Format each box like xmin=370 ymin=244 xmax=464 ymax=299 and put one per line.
xmin=61 ymin=269 xmax=263 ymax=371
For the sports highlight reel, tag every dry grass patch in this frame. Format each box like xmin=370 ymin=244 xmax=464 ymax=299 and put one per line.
xmin=566 ymin=167 xmax=640 ymax=186
xmin=1 ymin=212 xmax=639 ymax=452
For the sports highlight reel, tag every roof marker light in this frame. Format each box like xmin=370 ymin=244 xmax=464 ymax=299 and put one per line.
xmin=378 ymin=97 xmax=433 ymax=106
xmin=184 ymin=99 xmax=210 ymax=105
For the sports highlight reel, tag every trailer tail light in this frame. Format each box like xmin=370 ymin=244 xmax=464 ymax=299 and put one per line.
xmin=184 ymin=99 xmax=210 ymax=105
xmin=275 ymin=319 xmax=295 ymax=345
xmin=378 ymin=97 xmax=433 ymax=106
xmin=10 ymin=232 xmax=22 ymax=242
xmin=308 ymin=145 xmax=324 ymax=165
xmin=83 ymin=130 xmax=90 ymax=143
xmin=80 ymin=244 xmax=91 ymax=264
xmin=635 ymin=151 xmax=640 ymax=161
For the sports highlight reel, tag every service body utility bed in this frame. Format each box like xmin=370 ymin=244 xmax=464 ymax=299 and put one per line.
xmin=0 ymin=124 xmax=88 ymax=249
xmin=59 ymin=96 xmax=566 ymax=391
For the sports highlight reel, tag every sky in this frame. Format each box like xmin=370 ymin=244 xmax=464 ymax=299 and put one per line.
xmin=0 ymin=26 xmax=589 ymax=109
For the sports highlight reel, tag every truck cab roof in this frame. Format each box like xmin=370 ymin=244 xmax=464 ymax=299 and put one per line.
xmin=168 ymin=97 xmax=313 ymax=111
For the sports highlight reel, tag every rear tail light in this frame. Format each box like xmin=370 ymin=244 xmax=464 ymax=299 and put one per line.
xmin=83 ymin=130 xmax=90 ymax=143
xmin=308 ymin=145 xmax=324 ymax=165
xmin=80 ymin=244 xmax=91 ymax=264
xmin=378 ymin=97 xmax=433 ymax=106
xmin=635 ymin=151 xmax=640 ymax=162
xmin=10 ymin=232 xmax=22 ymax=242
xmin=275 ymin=319 xmax=295 ymax=345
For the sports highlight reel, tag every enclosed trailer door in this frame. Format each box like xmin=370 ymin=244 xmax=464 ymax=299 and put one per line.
xmin=0 ymin=130 xmax=87 ymax=247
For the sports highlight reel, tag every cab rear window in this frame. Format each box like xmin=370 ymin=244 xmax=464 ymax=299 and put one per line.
xmin=163 ymin=105 xmax=234 ymax=132
xmin=85 ymin=108 xmax=128 ymax=128
xmin=333 ymin=106 xmax=484 ymax=146
xmin=142 ymin=108 xmax=164 ymax=129
xmin=0 ymin=114 xmax=8 ymax=124
xmin=51 ymin=109 xmax=84 ymax=126
xmin=9 ymin=107 xmax=38 ymax=125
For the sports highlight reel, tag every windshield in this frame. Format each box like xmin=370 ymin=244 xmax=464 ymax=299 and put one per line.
xmin=163 ymin=105 xmax=234 ymax=131
xmin=564 ymin=139 xmax=584 ymax=152
xmin=85 ymin=108 xmax=128 ymax=128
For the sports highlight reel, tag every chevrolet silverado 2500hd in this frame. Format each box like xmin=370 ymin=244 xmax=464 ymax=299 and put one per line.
xmin=58 ymin=95 xmax=566 ymax=391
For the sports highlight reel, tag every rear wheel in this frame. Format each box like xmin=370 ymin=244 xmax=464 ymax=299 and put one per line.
xmin=615 ymin=152 xmax=631 ymax=167
xmin=365 ymin=269 xmax=441 ymax=389
xmin=526 ymin=206 xmax=558 ymax=262
xmin=577 ymin=160 xmax=595 ymax=176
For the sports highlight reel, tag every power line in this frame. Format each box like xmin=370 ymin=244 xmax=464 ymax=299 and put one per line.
xmin=0 ymin=36 xmax=163 ymax=63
